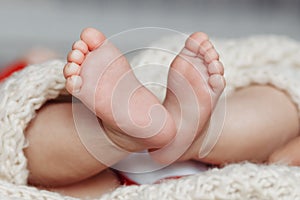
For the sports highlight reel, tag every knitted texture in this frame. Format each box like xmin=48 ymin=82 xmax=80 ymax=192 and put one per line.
xmin=0 ymin=60 xmax=66 ymax=185
xmin=0 ymin=35 xmax=300 ymax=200
xmin=101 ymin=163 xmax=300 ymax=200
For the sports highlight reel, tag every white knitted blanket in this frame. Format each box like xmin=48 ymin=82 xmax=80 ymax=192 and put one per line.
xmin=1 ymin=35 xmax=300 ymax=200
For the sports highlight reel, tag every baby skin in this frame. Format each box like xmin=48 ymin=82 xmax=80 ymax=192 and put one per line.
xmin=64 ymin=28 xmax=225 ymax=164
xmin=24 ymin=28 xmax=299 ymax=199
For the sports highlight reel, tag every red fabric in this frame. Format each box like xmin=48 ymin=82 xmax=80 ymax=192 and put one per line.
xmin=115 ymin=171 xmax=138 ymax=186
xmin=0 ymin=60 xmax=28 ymax=81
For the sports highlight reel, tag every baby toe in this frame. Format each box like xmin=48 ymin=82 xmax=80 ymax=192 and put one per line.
xmin=67 ymin=49 xmax=85 ymax=64
xmin=208 ymin=60 xmax=224 ymax=75
xmin=185 ymin=32 xmax=209 ymax=54
xmin=63 ymin=62 xmax=81 ymax=78
xmin=80 ymin=27 xmax=106 ymax=51
xmin=204 ymin=48 xmax=219 ymax=64
xmin=65 ymin=75 xmax=83 ymax=94
xmin=208 ymin=74 xmax=226 ymax=94
xmin=199 ymin=40 xmax=213 ymax=56
xmin=72 ymin=40 xmax=89 ymax=54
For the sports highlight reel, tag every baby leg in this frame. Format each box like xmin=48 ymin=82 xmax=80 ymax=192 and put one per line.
xmin=181 ymin=85 xmax=299 ymax=164
xmin=44 ymin=169 xmax=119 ymax=199
xmin=24 ymin=102 xmax=119 ymax=187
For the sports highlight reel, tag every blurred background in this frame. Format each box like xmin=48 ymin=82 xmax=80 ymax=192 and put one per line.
xmin=0 ymin=0 xmax=299 ymax=67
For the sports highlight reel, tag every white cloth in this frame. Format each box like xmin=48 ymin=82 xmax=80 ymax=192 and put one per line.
xmin=120 ymin=160 xmax=208 ymax=185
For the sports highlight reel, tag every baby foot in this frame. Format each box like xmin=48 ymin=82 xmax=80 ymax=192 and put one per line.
xmin=63 ymin=28 xmax=176 ymax=153
xmin=151 ymin=32 xmax=225 ymax=163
